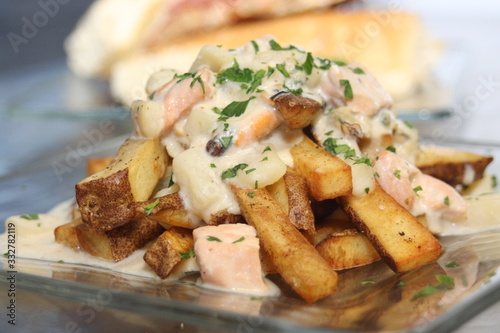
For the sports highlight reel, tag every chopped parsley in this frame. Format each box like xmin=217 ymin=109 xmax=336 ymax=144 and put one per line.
xmin=492 ymin=175 xmax=498 ymax=188
xmin=413 ymin=185 xmax=423 ymax=196
xmin=250 ymin=40 xmax=259 ymax=53
xmin=393 ymin=169 xmax=401 ymax=179
xmin=210 ymin=163 xmax=217 ymax=168
xmin=213 ymin=96 xmax=256 ymax=121
xmin=144 ymin=198 xmax=160 ymax=216
xmin=340 ymin=79 xmax=353 ymax=99
xmin=20 ymin=214 xmax=39 ymax=220
xmin=232 ymin=236 xmax=245 ymax=244
xmin=245 ymin=168 xmax=256 ymax=174
xmin=361 ymin=280 xmax=376 ymax=285
xmin=219 ymin=136 xmax=233 ymax=150
xmin=364 ymin=187 xmax=370 ymax=194
xmin=386 ymin=146 xmax=396 ymax=153
xmin=333 ymin=60 xmax=347 ymax=66
xmin=445 ymin=261 xmax=460 ymax=268
xmin=276 ymin=63 xmax=290 ymax=78
xmin=283 ymin=84 xmax=303 ymax=96
xmin=207 ymin=236 xmax=222 ymax=242
xmin=299 ymin=52 xmax=315 ymax=75
xmin=216 ymin=60 xmax=253 ymax=84
xmin=353 ymin=155 xmax=373 ymax=166
xmin=221 ymin=163 xmax=249 ymax=180
xmin=246 ymin=192 xmax=255 ymax=198
xmin=351 ymin=67 xmax=365 ymax=74
xmin=247 ymin=69 xmax=266 ymax=93
xmin=323 ymin=137 xmax=357 ymax=159
xmin=262 ymin=146 xmax=272 ymax=153
xmin=412 ymin=275 xmax=455 ymax=300
xmin=444 ymin=196 xmax=450 ymax=206
xmin=190 ymin=74 xmax=206 ymax=94
xmin=269 ymin=39 xmax=298 ymax=51
xmin=179 ymin=248 xmax=196 ymax=259
xmin=167 ymin=171 xmax=175 ymax=187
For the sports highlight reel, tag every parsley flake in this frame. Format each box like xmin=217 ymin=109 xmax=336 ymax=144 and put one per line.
xmin=250 ymin=40 xmax=259 ymax=53
xmin=144 ymin=198 xmax=160 ymax=216
xmin=20 ymin=214 xmax=39 ymax=220
xmin=179 ymin=248 xmax=196 ymax=259
xmin=340 ymin=79 xmax=353 ymax=99
xmin=323 ymin=137 xmax=357 ymax=159
xmin=444 ymin=196 xmax=450 ymax=206
xmin=413 ymin=186 xmax=423 ymax=196
xmin=207 ymin=236 xmax=222 ymax=242
xmin=232 ymin=236 xmax=245 ymax=244
xmin=445 ymin=261 xmax=460 ymax=268
xmin=221 ymin=163 xmax=248 ymax=180
xmin=386 ymin=146 xmax=397 ymax=153
xmin=214 ymin=96 xmax=256 ymax=121
xmin=351 ymin=67 xmax=365 ymax=74
xmin=276 ymin=64 xmax=290 ymax=78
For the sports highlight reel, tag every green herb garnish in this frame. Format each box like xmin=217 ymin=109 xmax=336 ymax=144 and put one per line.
xmin=179 ymin=248 xmax=196 ymax=259
xmin=207 ymin=236 xmax=222 ymax=242
xmin=213 ymin=96 xmax=256 ymax=121
xmin=445 ymin=261 xmax=460 ymax=268
xmin=232 ymin=236 xmax=245 ymax=244
xmin=20 ymin=214 xmax=39 ymax=220
xmin=221 ymin=163 xmax=249 ymax=180
xmin=276 ymin=63 xmax=290 ymax=78
xmin=144 ymin=198 xmax=160 ymax=216
xmin=340 ymin=79 xmax=353 ymax=99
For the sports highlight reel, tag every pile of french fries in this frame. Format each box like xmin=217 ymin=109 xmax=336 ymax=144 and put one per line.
xmin=53 ymin=53 xmax=495 ymax=303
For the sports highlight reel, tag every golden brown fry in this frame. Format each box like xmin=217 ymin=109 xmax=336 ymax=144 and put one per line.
xmin=273 ymin=94 xmax=322 ymax=129
xmin=316 ymin=229 xmax=381 ymax=270
xmin=232 ymin=185 xmax=338 ymax=303
xmin=337 ymin=182 xmax=442 ymax=273
xmin=144 ymin=227 xmax=194 ymax=279
xmin=75 ymin=217 xmax=164 ymax=261
xmin=76 ymin=138 xmax=168 ymax=231
xmin=54 ymin=219 xmax=82 ymax=250
xmin=291 ymin=136 xmax=352 ymax=201
xmin=416 ymin=145 xmax=493 ymax=186
xmin=266 ymin=170 xmax=315 ymax=233
xmin=86 ymin=157 xmax=115 ymax=176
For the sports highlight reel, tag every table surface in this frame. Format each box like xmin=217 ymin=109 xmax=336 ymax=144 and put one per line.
xmin=1 ymin=0 xmax=499 ymax=332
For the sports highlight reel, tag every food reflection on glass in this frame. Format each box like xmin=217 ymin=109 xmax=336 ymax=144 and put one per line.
xmin=2 ymin=36 xmax=498 ymax=305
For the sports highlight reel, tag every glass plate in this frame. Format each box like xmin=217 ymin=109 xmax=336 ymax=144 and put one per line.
xmin=1 ymin=139 xmax=499 ymax=333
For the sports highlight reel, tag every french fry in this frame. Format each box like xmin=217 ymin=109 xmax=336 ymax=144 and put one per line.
xmin=144 ymin=227 xmax=194 ymax=279
xmin=291 ymin=136 xmax=352 ymax=201
xmin=75 ymin=217 xmax=164 ymax=261
xmin=337 ymin=182 xmax=442 ymax=273
xmin=76 ymin=138 xmax=168 ymax=231
xmin=316 ymin=229 xmax=381 ymax=270
xmin=266 ymin=169 xmax=315 ymax=233
xmin=273 ymin=94 xmax=322 ymax=129
xmin=232 ymin=185 xmax=338 ymax=303
xmin=54 ymin=219 xmax=82 ymax=250
xmin=416 ymin=146 xmax=493 ymax=186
